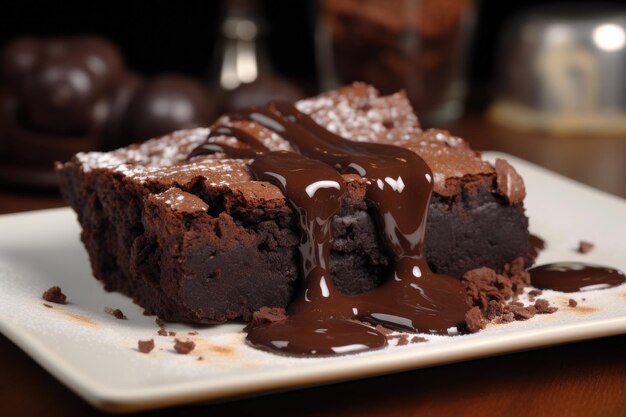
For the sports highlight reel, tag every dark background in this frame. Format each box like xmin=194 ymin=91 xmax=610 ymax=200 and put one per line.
xmin=3 ymin=0 xmax=624 ymax=97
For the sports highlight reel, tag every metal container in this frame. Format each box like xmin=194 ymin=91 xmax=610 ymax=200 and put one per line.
xmin=489 ymin=5 xmax=626 ymax=135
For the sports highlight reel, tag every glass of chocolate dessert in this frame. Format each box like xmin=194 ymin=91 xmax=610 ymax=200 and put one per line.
xmin=317 ymin=0 xmax=475 ymax=127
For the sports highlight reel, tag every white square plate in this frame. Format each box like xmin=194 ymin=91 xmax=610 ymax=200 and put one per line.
xmin=0 ymin=152 xmax=625 ymax=412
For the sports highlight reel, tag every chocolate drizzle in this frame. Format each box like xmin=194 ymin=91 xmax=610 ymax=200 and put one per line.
xmin=187 ymin=126 xmax=269 ymax=159
xmin=529 ymin=263 xmax=625 ymax=293
xmin=189 ymin=102 xmax=469 ymax=356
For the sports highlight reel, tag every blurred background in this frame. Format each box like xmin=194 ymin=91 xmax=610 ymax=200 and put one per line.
xmin=1 ymin=0 xmax=625 ymax=199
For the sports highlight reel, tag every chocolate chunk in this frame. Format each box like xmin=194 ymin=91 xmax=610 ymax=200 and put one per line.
xmin=157 ymin=329 xmax=168 ymax=336
xmin=568 ymin=299 xmax=578 ymax=308
xmin=578 ymin=241 xmax=594 ymax=254
xmin=42 ymin=286 xmax=66 ymax=304
xmin=137 ymin=339 xmax=155 ymax=354
xmin=174 ymin=339 xmax=195 ymax=354
xmin=495 ymin=159 xmax=526 ymax=204
xmin=104 ymin=307 xmax=127 ymax=320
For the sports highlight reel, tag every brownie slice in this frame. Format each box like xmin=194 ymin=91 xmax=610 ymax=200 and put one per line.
xmin=56 ymin=83 xmax=529 ymax=324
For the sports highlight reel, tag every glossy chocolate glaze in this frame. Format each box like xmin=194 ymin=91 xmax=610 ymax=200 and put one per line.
xmin=247 ymin=151 xmax=388 ymax=355
xmin=188 ymin=126 xmax=268 ymax=159
xmin=191 ymin=102 xmax=469 ymax=356
xmin=529 ymin=263 xmax=625 ymax=293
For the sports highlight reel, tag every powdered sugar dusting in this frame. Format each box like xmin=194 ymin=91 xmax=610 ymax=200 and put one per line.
xmin=153 ymin=188 xmax=209 ymax=212
xmin=65 ymin=83 xmax=495 ymax=196
xmin=77 ymin=128 xmax=210 ymax=172
xmin=297 ymin=84 xmax=422 ymax=145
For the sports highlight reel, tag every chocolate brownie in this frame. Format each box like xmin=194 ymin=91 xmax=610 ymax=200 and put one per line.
xmin=56 ymin=83 xmax=529 ymax=324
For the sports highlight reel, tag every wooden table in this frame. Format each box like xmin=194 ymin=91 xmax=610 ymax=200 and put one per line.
xmin=1 ymin=115 xmax=625 ymax=417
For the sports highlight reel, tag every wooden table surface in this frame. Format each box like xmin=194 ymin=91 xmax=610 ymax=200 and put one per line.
xmin=1 ymin=115 xmax=625 ymax=417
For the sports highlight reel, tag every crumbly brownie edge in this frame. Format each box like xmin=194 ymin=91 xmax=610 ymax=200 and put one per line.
xmin=57 ymin=157 xmax=529 ymax=323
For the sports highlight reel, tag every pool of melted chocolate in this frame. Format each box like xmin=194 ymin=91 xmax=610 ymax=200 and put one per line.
xmin=529 ymin=263 xmax=625 ymax=293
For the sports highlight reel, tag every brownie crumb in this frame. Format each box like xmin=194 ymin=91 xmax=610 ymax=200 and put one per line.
xmin=155 ymin=317 xmax=169 ymax=336
xmin=168 ymin=331 xmax=176 ymax=336
xmin=174 ymin=339 xmax=196 ymax=354
xmin=104 ymin=307 xmax=127 ymax=320
xmin=143 ymin=309 xmax=155 ymax=316
xmin=387 ymin=333 xmax=427 ymax=345
xmin=465 ymin=306 xmax=488 ymax=333
xmin=527 ymin=289 xmax=543 ymax=302
xmin=578 ymin=241 xmax=594 ymax=254
xmin=534 ymin=299 xmax=558 ymax=314
xmin=391 ymin=334 xmax=410 ymax=346
xmin=375 ymin=325 xmax=428 ymax=345
xmin=43 ymin=303 xmax=53 ymax=309
xmin=507 ymin=304 xmax=536 ymax=320
xmin=410 ymin=336 xmax=427 ymax=344
xmin=42 ymin=286 xmax=66 ymax=304
xmin=568 ymin=299 xmax=578 ymax=308
xmin=461 ymin=258 xmax=562 ymax=330
xmin=188 ymin=331 xmax=199 ymax=336
xmin=495 ymin=312 xmax=515 ymax=324
xmin=197 ymin=356 xmax=204 ymax=361
xmin=138 ymin=339 xmax=155 ymax=354
xmin=244 ymin=307 xmax=287 ymax=331
xmin=374 ymin=324 xmax=394 ymax=336
xmin=463 ymin=259 xmax=529 ymax=314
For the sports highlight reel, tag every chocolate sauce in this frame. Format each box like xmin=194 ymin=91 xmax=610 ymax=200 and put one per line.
xmin=245 ymin=152 xmax=387 ymax=355
xmin=188 ymin=126 xmax=269 ymax=159
xmin=529 ymin=263 xmax=625 ymax=293
xmin=186 ymin=102 xmax=626 ymax=357
xmin=191 ymin=102 xmax=469 ymax=356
